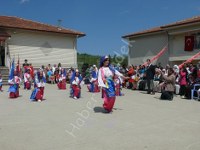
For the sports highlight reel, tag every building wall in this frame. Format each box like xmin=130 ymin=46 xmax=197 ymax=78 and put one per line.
xmin=128 ymin=32 xmax=168 ymax=66
xmin=169 ymin=26 xmax=200 ymax=64
xmin=7 ymin=29 xmax=77 ymax=68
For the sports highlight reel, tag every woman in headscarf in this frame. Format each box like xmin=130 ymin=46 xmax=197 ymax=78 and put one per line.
xmin=173 ymin=65 xmax=180 ymax=95
xmin=98 ymin=55 xmax=129 ymax=113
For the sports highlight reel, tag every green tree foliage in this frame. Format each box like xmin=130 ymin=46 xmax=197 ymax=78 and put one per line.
xmin=77 ymin=52 xmax=128 ymax=69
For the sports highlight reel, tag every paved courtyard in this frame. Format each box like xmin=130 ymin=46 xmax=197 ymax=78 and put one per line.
xmin=0 ymin=84 xmax=200 ymax=150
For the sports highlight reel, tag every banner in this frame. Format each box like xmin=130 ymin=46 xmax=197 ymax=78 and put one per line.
xmin=16 ymin=55 xmax=20 ymax=77
xmin=179 ymin=51 xmax=200 ymax=68
xmin=142 ymin=45 xmax=168 ymax=66
xmin=8 ymin=58 xmax=15 ymax=82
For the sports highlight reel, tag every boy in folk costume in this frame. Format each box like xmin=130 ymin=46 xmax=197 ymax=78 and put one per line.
xmin=70 ymin=69 xmax=82 ymax=99
xmin=30 ymin=70 xmax=46 ymax=102
xmin=24 ymin=69 xmax=32 ymax=90
xmin=98 ymin=56 xmax=129 ymax=113
xmin=87 ymin=65 xmax=100 ymax=93
xmin=57 ymin=68 xmax=67 ymax=90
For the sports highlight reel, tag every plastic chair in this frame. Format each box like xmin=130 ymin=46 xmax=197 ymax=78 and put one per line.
xmin=191 ymin=84 xmax=200 ymax=100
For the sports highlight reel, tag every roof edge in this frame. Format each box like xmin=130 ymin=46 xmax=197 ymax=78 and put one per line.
xmin=122 ymin=27 xmax=163 ymax=39
xmin=0 ymin=15 xmax=86 ymax=37
xmin=122 ymin=16 xmax=200 ymax=39
xmin=0 ymin=26 xmax=86 ymax=37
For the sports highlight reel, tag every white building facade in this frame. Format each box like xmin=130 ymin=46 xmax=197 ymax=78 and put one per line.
xmin=0 ymin=16 xmax=85 ymax=68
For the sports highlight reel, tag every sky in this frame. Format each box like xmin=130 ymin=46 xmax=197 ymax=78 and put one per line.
xmin=0 ymin=0 xmax=200 ymax=56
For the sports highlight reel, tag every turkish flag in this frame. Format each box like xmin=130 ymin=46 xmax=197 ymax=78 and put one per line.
xmin=185 ymin=36 xmax=194 ymax=51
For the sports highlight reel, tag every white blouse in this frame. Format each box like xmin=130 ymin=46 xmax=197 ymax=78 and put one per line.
xmin=98 ymin=67 xmax=123 ymax=88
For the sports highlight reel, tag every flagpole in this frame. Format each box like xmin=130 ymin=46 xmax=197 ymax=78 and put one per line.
xmin=179 ymin=51 xmax=200 ymax=68
xmin=142 ymin=44 xmax=168 ymax=66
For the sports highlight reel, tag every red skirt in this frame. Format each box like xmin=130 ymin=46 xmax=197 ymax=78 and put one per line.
xmin=57 ymin=80 xmax=66 ymax=90
xmin=25 ymin=82 xmax=31 ymax=90
xmin=102 ymin=89 xmax=116 ymax=112
xmin=9 ymin=91 xmax=19 ymax=98
xmin=72 ymin=85 xmax=80 ymax=98
xmin=35 ymin=87 xmax=44 ymax=100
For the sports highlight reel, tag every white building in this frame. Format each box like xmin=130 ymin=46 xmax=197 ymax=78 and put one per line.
xmin=122 ymin=16 xmax=200 ymax=67
xmin=0 ymin=16 xmax=85 ymax=68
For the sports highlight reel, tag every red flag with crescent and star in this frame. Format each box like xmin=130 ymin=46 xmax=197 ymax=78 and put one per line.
xmin=185 ymin=36 xmax=194 ymax=51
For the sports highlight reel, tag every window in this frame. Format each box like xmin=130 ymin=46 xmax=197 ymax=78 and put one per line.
xmin=194 ymin=33 xmax=200 ymax=49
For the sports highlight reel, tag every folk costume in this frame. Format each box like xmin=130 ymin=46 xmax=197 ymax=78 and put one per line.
xmin=24 ymin=69 xmax=31 ymax=90
xmin=8 ymin=60 xmax=21 ymax=98
xmin=30 ymin=70 xmax=46 ymax=102
xmin=87 ymin=65 xmax=100 ymax=93
xmin=57 ymin=69 xmax=67 ymax=90
xmin=98 ymin=56 xmax=126 ymax=113
xmin=114 ymin=75 xmax=123 ymax=96
xmin=70 ymin=69 xmax=82 ymax=99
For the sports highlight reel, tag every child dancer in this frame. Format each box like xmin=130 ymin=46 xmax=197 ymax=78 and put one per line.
xmin=114 ymin=75 xmax=123 ymax=96
xmin=57 ymin=69 xmax=66 ymax=90
xmin=30 ymin=70 xmax=46 ymax=102
xmin=98 ymin=55 xmax=129 ymax=113
xmin=87 ymin=65 xmax=100 ymax=93
xmin=24 ymin=69 xmax=31 ymax=90
xmin=70 ymin=69 xmax=82 ymax=99
xmin=8 ymin=71 xmax=21 ymax=98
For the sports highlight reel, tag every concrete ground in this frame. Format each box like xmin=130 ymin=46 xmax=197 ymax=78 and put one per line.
xmin=0 ymin=84 xmax=200 ymax=150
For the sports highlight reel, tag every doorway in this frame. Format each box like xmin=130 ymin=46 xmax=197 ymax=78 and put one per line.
xmin=0 ymin=41 xmax=5 ymax=66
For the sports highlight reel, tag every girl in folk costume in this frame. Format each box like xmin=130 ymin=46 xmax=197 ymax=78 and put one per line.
xmin=57 ymin=68 xmax=67 ymax=90
xmin=8 ymin=70 xmax=21 ymax=98
xmin=98 ymin=56 xmax=129 ymax=113
xmin=70 ymin=69 xmax=82 ymax=99
xmin=114 ymin=74 xmax=123 ymax=96
xmin=87 ymin=65 xmax=100 ymax=92
xmin=30 ymin=70 xmax=46 ymax=102
xmin=0 ymin=73 xmax=3 ymax=92
xmin=24 ymin=69 xmax=32 ymax=90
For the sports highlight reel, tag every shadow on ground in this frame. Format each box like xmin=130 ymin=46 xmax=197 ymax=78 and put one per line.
xmin=93 ymin=107 xmax=123 ymax=114
xmin=93 ymin=106 xmax=110 ymax=114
